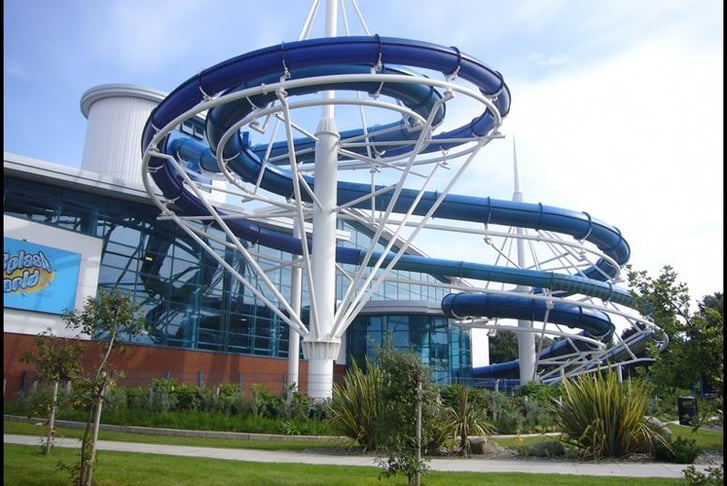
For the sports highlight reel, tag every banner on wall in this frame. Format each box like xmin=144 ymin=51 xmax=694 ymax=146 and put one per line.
xmin=3 ymin=237 xmax=81 ymax=314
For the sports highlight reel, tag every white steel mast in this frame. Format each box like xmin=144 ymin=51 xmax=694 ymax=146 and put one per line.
xmin=513 ymin=138 xmax=536 ymax=383
xmin=301 ymin=0 xmax=342 ymax=399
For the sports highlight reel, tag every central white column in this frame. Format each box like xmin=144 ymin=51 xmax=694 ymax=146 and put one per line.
xmin=513 ymin=140 xmax=536 ymax=384
xmin=301 ymin=0 xmax=341 ymax=399
xmin=302 ymin=110 xmax=342 ymax=399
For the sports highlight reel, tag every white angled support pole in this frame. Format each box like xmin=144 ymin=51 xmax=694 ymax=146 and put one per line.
xmin=287 ymin=219 xmax=303 ymax=397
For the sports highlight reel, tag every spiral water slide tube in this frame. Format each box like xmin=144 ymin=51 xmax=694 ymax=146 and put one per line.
xmin=141 ymin=36 xmax=646 ymax=381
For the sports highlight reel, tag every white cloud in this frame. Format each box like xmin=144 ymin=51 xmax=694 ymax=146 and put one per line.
xmin=455 ymin=34 xmax=723 ymax=309
xmin=529 ymin=54 xmax=571 ymax=67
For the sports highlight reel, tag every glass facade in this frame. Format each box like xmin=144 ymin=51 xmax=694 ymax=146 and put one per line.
xmin=346 ymin=312 xmax=471 ymax=385
xmin=4 ymin=172 xmax=471 ymax=382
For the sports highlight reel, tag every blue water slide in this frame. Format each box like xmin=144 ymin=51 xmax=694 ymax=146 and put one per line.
xmin=167 ymin=135 xmax=632 ymax=305
xmin=471 ymin=333 xmax=600 ymax=380
xmin=441 ymin=293 xmax=614 ymax=338
xmin=207 ymin=64 xmax=447 ymax=167
xmin=441 ymin=293 xmax=616 ymax=379
xmin=142 ymin=36 xmax=634 ymax=379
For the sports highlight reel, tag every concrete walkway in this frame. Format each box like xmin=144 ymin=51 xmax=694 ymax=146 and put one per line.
xmin=4 ymin=433 xmax=714 ymax=478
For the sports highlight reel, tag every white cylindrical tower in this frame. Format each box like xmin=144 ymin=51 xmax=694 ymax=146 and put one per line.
xmin=80 ymin=84 xmax=165 ymax=186
xmin=513 ymin=139 xmax=536 ymax=384
xmin=301 ymin=0 xmax=341 ymax=400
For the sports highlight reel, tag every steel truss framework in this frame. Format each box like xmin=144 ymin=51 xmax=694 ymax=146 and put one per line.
xmin=141 ymin=0 xmax=665 ymax=396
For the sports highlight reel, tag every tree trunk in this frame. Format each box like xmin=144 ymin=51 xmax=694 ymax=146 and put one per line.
xmin=84 ymin=372 xmax=107 ymax=486
xmin=414 ymin=378 xmax=422 ymax=486
xmin=45 ymin=380 xmax=59 ymax=455
xmin=79 ymin=409 xmax=94 ymax=485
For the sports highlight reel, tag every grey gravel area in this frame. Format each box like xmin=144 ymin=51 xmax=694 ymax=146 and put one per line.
xmin=695 ymin=450 xmax=724 ymax=466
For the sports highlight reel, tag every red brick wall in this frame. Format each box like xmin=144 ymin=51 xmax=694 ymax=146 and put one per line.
xmin=4 ymin=332 xmax=345 ymax=398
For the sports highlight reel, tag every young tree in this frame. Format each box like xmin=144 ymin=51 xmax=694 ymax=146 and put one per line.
xmin=60 ymin=287 xmax=148 ymax=486
xmin=627 ymin=265 xmax=723 ymax=397
xmin=374 ymin=340 xmax=440 ymax=486
xmin=690 ymin=293 xmax=723 ymax=396
xmin=20 ymin=328 xmax=87 ymax=455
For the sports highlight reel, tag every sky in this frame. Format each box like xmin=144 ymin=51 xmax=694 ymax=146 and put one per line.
xmin=4 ymin=1 xmax=723 ymax=364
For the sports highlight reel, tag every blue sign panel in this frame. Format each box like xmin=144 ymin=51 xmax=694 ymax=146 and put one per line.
xmin=3 ymin=237 xmax=81 ymax=314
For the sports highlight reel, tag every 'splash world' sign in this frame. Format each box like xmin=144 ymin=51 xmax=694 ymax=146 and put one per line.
xmin=4 ymin=237 xmax=81 ymax=314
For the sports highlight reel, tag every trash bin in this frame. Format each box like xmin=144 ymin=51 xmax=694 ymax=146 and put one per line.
xmin=677 ymin=396 xmax=698 ymax=426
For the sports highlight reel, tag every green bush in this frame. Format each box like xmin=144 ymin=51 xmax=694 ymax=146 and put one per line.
xmin=4 ymin=389 xmax=52 ymax=418
xmin=148 ymin=379 xmax=179 ymax=412
xmin=654 ymin=435 xmax=702 ymax=464
xmin=481 ymin=389 xmax=516 ymax=433
xmin=103 ymin=386 xmax=128 ymax=412
xmin=520 ymin=395 xmax=556 ymax=433
xmin=440 ymin=384 xmax=494 ymax=456
xmin=683 ymin=464 xmax=724 ymax=485
xmin=123 ymin=386 xmax=150 ymax=410
xmin=4 ymin=381 xmax=337 ymax=436
xmin=494 ymin=402 xmax=526 ymax=434
xmin=204 ymin=384 xmax=245 ymax=415
xmin=517 ymin=381 xmax=561 ymax=402
xmin=328 ymin=358 xmax=383 ymax=450
xmin=551 ymin=369 xmax=666 ymax=458
xmin=477 ymin=387 xmax=558 ymax=434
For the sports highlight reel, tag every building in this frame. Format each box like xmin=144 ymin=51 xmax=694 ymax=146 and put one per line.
xmin=3 ymin=84 xmax=474 ymax=398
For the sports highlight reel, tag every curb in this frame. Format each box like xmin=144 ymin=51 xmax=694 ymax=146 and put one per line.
xmin=3 ymin=414 xmax=346 ymax=442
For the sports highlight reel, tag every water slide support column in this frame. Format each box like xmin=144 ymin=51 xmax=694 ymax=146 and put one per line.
xmin=513 ymin=139 xmax=536 ymax=383
xmin=287 ymin=220 xmax=303 ymax=396
xmin=301 ymin=0 xmax=341 ymax=399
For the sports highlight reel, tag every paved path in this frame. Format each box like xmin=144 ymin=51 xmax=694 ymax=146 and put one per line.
xmin=4 ymin=434 xmax=713 ymax=478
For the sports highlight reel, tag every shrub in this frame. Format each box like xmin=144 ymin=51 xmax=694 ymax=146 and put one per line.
xmin=683 ymin=464 xmax=724 ymax=485
xmin=551 ymin=369 xmax=666 ymax=458
xmin=173 ymin=383 xmax=205 ymax=411
xmin=494 ymin=402 xmax=525 ymax=434
xmin=205 ymin=384 xmax=244 ymax=415
xmin=654 ymin=435 xmax=702 ymax=464
xmin=518 ymin=381 xmax=561 ymax=402
xmin=5 ymin=388 xmax=53 ymax=418
xmin=149 ymin=378 xmax=179 ymax=412
xmin=520 ymin=395 xmax=556 ymax=433
xmin=103 ymin=387 xmax=128 ymax=412
xmin=440 ymin=384 xmax=494 ymax=456
xmin=328 ymin=358 xmax=383 ymax=450
xmin=308 ymin=397 xmax=331 ymax=421
xmin=123 ymin=386 xmax=149 ymax=410
xmin=480 ymin=388 xmax=509 ymax=423
xmin=249 ymin=384 xmax=280 ymax=418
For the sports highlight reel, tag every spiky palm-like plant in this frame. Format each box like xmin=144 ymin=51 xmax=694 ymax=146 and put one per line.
xmin=328 ymin=358 xmax=383 ymax=451
xmin=552 ymin=368 xmax=666 ymax=458
xmin=443 ymin=384 xmax=493 ymax=456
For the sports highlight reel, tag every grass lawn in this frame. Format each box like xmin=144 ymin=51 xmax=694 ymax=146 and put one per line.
xmin=667 ymin=424 xmax=724 ymax=452
xmin=492 ymin=424 xmax=723 ymax=453
xmin=4 ymin=419 xmax=722 ymax=485
xmin=3 ymin=443 xmax=686 ymax=486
